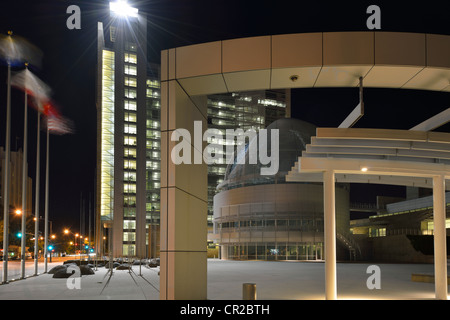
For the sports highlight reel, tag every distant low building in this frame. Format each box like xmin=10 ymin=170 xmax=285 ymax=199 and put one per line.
xmin=350 ymin=190 xmax=450 ymax=262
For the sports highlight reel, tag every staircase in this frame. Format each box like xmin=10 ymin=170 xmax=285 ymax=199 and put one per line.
xmin=337 ymin=230 xmax=362 ymax=261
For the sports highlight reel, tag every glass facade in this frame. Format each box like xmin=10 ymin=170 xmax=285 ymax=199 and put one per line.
xmin=122 ymin=40 xmax=138 ymax=256
xmin=100 ymin=49 xmax=115 ymax=220
xmin=224 ymin=242 xmax=323 ymax=261
xmin=145 ymin=65 xmax=161 ymax=258
xmin=206 ymin=90 xmax=289 ymax=230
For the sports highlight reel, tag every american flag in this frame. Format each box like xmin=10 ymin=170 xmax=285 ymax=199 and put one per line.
xmin=43 ymin=101 xmax=74 ymax=135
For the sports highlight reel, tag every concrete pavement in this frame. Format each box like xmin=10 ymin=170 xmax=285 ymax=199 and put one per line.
xmin=0 ymin=259 xmax=448 ymax=300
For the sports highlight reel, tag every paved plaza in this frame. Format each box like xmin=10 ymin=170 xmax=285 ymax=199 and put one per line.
xmin=0 ymin=259 xmax=448 ymax=300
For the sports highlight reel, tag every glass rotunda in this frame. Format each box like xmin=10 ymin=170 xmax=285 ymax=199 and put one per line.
xmin=213 ymin=118 xmax=351 ymax=261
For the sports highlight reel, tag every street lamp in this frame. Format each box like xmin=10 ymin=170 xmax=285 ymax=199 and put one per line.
xmin=63 ymin=229 xmax=81 ymax=255
xmin=109 ymin=1 xmax=138 ymax=18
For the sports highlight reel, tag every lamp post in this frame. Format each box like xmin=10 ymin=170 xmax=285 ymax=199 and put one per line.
xmin=64 ymin=229 xmax=81 ymax=256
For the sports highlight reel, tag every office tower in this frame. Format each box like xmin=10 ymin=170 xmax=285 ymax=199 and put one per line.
xmin=206 ymin=90 xmax=291 ymax=233
xmin=96 ymin=6 xmax=159 ymax=258
xmin=96 ymin=4 xmax=289 ymax=258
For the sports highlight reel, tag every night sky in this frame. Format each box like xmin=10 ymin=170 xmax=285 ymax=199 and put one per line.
xmin=0 ymin=0 xmax=449 ymax=233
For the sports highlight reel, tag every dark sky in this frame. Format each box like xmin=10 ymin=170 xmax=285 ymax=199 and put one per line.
xmin=0 ymin=0 xmax=449 ymax=232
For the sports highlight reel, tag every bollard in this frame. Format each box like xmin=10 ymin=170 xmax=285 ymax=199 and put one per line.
xmin=243 ymin=283 xmax=257 ymax=300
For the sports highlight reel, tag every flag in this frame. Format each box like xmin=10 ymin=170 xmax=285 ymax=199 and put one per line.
xmin=11 ymin=68 xmax=52 ymax=103
xmin=0 ymin=32 xmax=42 ymax=68
xmin=43 ymin=101 xmax=74 ymax=135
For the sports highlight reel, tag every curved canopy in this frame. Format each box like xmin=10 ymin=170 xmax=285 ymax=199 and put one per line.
xmin=163 ymin=32 xmax=450 ymax=96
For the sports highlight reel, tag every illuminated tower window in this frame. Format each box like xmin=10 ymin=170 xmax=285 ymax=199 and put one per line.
xmin=100 ymin=49 xmax=115 ymax=220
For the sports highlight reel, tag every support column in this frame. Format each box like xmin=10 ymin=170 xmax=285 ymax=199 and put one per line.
xmin=160 ymin=49 xmax=208 ymax=300
xmin=323 ymin=170 xmax=337 ymax=300
xmin=432 ymin=175 xmax=448 ymax=300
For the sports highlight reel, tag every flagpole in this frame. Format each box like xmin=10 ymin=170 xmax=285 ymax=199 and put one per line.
xmin=44 ymin=124 xmax=49 ymax=273
xmin=20 ymin=63 xmax=29 ymax=279
xmin=34 ymin=110 xmax=41 ymax=276
xmin=2 ymin=57 xmax=11 ymax=284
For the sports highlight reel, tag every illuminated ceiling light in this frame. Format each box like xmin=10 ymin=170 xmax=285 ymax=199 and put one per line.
xmin=361 ymin=167 xmax=368 ymax=172
xmin=109 ymin=1 xmax=138 ymax=18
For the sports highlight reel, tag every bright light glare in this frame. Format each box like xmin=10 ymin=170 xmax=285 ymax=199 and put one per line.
xmin=110 ymin=1 xmax=138 ymax=18
xmin=361 ymin=167 xmax=368 ymax=172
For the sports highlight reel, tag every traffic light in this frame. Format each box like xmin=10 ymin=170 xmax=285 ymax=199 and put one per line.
xmin=16 ymin=232 xmax=22 ymax=238
xmin=48 ymin=245 xmax=53 ymax=251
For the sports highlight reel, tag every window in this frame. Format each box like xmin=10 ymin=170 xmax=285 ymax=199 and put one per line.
xmin=146 ymin=129 xmax=160 ymax=139
xmin=124 ymin=220 xmax=136 ymax=230
xmin=124 ymin=171 xmax=136 ymax=182
xmin=146 ymin=120 xmax=160 ymax=129
xmin=124 ymin=195 xmax=136 ymax=206
xmin=124 ymin=53 xmax=137 ymax=64
xmin=124 ymin=147 xmax=136 ymax=158
xmin=147 ymin=88 xmax=160 ymax=98
xmin=123 ymin=232 xmax=136 ymax=242
xmin=124 ymin=100 xmax=137 ymax=111
xmin=151 ymin=151 xmax=160 ymax=159
xmin=124 ymin=64 xmax=137 ymax=75
xmin=369 ymin=227 xmax=387 ymax=237
xmin=110 ymin=26 xmax=117 ymax=42
xmin=125 ymin=76 xmax=137 ymax=87
xmin=124 ymin=159 xmax=137 ymax=170
xmin=125 ymin=88 xmax=137 ymax=99
xmin=124 ymin=183 xmax=136 ymax=194
xmin=146 ymin=140 xmax=160 ymax=149
xmin=124 ymin=124 xmax=137 ymax=135
xmin=124 ymin=207 xmax=136 ymax=217
xmin=123 ymin=244 xmax=135 ymax=256
xmin=125 ymin=42 xmax=137 ymax=52
xmin=146 ymin=79 xmax=160 ymax=88
xmin=146 ymin=161 xmax=160 ymax=170
xmin=124 ymin=112 xmax=137 ymax=123
xmin=124 ymin=135 xmax=137 ymax=146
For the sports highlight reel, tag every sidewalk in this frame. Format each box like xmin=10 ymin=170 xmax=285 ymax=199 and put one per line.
xmin=0 ymin=259 xmax=447 ymax=300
